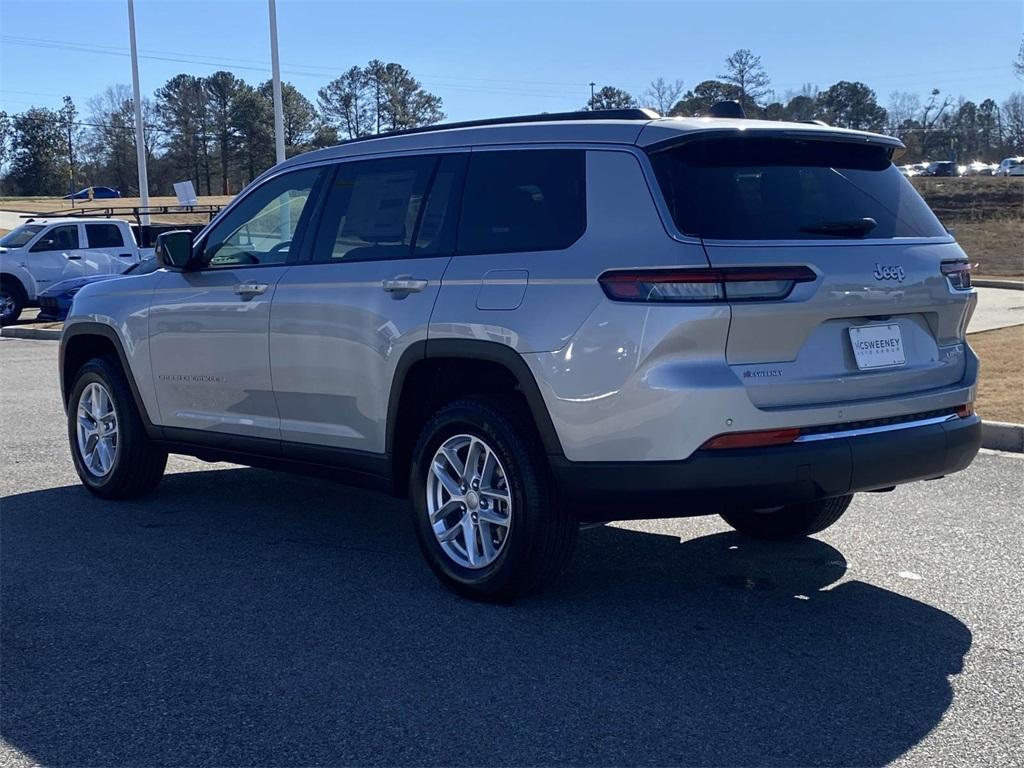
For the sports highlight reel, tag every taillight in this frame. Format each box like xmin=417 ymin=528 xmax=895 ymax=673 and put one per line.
xmin=941 ymin=261 xmax=973 ymax=290
xmin=955 ymin=402 xmax=974 ymax=418
xmin=598 ymin=266 xmax=816 ymax=303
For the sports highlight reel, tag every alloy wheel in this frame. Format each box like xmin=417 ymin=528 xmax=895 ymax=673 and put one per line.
xmin=427 ymin=433 xmax=512 ymax=569
xmin=76 ymin=382 xmax=119 ymax=477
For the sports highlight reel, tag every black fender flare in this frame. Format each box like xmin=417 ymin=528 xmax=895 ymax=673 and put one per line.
xmin=385 ymin=339 xmax=564 ymax=457
xmin=60 ymin=322 xmax=161 ymax=438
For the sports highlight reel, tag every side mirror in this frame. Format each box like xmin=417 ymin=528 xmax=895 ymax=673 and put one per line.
xmin=155 ymin=230 xmax=194 ymax=270
xmin=31 ymin=238 xmax=56 ymax=252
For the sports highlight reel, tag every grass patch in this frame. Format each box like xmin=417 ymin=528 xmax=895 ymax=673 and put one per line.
xmin=969 ymin=325 xmax=1024 ymax=423
xmin=913 ymin=177 xmax=1024 ymax=277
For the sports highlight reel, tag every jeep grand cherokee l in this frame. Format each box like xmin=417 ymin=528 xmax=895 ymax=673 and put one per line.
xmin=60 ymin=108 xmax=981 ymax=599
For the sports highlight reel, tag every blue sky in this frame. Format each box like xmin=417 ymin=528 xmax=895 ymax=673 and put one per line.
xmin=1 ymin=0 xmax=1021 ymax=122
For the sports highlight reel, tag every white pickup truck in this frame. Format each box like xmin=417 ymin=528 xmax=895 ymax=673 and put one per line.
xmin=0 ymin=218 xmax=154 ymax=323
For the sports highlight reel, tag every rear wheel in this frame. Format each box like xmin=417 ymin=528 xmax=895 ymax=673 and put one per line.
xmin=0 ymin=280 xmax=25 ymax=325
xmin=720 ymin=495 xmax=853 ymax=539
xmin=409 ymin=398 xmax=578 ymax=601
xmin=67 ymin=357 xmax=167 ymax=499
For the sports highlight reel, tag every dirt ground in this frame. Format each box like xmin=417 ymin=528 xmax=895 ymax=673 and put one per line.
xmin=969 ymin=325 xmax=1024 ymax=423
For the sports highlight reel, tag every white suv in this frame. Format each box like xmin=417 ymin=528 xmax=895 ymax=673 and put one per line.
xmin=59 ymin=108 xmax=981 ymax=599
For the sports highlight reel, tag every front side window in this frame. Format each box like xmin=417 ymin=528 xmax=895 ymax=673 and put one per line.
xmin=30 ymin=225 xmax=80 ymax=252
xmin=201 ymin=167 xmax=323 ymax=269
xmin=312 ymin=155 xmax=444 ymax=262
xmin=649 ymin=137 xmax=947 ymax=240
xmin=85 ymin=223 xmax=125 ymax=248
xmin=457 ymin=149 xmax=586 ymax=254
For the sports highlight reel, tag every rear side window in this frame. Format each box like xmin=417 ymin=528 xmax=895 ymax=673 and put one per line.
xmin=649 ymin=137 xmax=947 ymax=240
xmin=313 ymin=155 xmax=441 ymax=262
xmin=85 ymin=223 xmax=125 ymax=248
xmin=457 ymin=149 xmax=586 ymax=254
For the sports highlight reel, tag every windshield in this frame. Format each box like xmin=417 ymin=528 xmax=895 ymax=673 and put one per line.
xmin=649 ymin=137 xmax=947 ymax=240
xmin=0 ymin=224 xmax=44 ymax=248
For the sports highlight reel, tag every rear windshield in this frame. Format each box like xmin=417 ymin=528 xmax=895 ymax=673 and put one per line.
xmin=649 ymin=137 xmax=947 ymax=240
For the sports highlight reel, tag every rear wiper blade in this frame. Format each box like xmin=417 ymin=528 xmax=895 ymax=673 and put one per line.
xmin=798 ymin=217 xmax=878 ymax=237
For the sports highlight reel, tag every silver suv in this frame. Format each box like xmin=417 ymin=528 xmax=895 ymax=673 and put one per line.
xmin=60 ymin=108 xmax=981 ymax=599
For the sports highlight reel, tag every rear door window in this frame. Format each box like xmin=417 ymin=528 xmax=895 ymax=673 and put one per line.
xmin=649 ymin=137 xmax=947 ymax=240
xmin=312 ymin=155 xmax=441 ymax=262
xmin=457 ymin=149 xmax=586 ymax=254
xmin=85 ymin=223 xmax=125 ymax=248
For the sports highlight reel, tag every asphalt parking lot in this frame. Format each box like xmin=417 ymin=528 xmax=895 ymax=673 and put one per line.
xmin=1 ymin=337 xmax=1022 ymax=767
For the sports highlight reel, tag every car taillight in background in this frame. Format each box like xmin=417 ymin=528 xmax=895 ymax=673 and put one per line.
xmin=598 ymin=266 xmax=817 ymax=303
xmin=941 ymin=261 xmax=973 ymax=290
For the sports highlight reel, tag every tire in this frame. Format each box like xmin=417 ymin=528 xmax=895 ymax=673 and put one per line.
xmin=409 ymin=397 xmax=578 ymax=601
xmin=720 ymin=495 xmax=853 ymax=540
xmin=0 ymin=280 xmax=25 ymax=325
xmin=67 ymin=356 xmax=167 ymax=499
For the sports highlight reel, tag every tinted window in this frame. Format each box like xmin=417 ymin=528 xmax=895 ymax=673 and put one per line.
xmin=85 ymin=223 xmax=125 ymax=248
xmin=202 ymin=167 xmax=323 ymax=268
xmin=650 ymin=138 xmax=947 ymax=240
xmin=457 ymin=149 xmax=586 ymax=254
xmin=31 ymin=225 xmax=79 ymax=252
xmin=313 ymin=155 xmax=443 ymax=262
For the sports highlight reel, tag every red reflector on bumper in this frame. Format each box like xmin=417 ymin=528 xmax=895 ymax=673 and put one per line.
xmin=956 ymin=402 xmax=974 ymax=418
xmin=701 ymin=428 xmax=802 ymax=450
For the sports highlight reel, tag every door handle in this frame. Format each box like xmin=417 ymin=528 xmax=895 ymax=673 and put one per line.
xmin=382 ymin=277 xmax=429 ymax=293
xmin=234 ymin=282 xmax=269 ymax=296
xmin=64 ymin=253 xmax=82 ymax=260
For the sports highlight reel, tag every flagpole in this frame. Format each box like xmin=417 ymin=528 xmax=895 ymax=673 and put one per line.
xmin=269 ymin=0 xmax=286 ymax=164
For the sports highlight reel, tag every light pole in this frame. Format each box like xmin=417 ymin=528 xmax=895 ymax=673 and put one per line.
xmin=589 ymin=81 xmax=596 ymax=110
xmin=269 ymin=0 xmax=286 ymax=164
xmin=126 ymin=0 xmax=150 ymax=227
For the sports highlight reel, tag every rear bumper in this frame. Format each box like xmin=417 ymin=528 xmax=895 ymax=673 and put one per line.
xmin=550 ymin=414 xmax=981 ymax=522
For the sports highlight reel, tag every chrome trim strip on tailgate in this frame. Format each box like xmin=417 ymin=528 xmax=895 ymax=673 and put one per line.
xmin=793 ymin=414 xmax=958 ymax=443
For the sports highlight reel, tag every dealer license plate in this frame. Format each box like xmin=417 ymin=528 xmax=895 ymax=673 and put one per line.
xmin=849 ymin=324 xmax=906 ymax=370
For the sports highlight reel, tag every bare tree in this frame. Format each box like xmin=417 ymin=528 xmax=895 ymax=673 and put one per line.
xmin=720 ymin=49 xmax=771 ymax=111
xmin=1014 ymin=36 xmax=1024 ymax=79
xmin=643 ymin=77 xmax=685 ymax=114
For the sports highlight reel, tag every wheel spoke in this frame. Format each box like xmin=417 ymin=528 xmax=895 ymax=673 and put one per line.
xmin=480 ymin=449 xmax=498 ymax=487
xmin=476 ymin=506 xmax=509 ymax=527
xmin=464 ymin=438 xmax=484 ymax=481
xmin=478 ymin=521 xmax=496 ymax=562
xmin=431 ymin=460 xmax=463 ymax=499
xmin=461 ymin=515 xmax=479 ymax=567
xmin=439 ymin=444 xmax=466 ymax=480
xmin=437 ymin=515 xmax=465 ymax=542
xmin=480 ymin=488 xmax=510 ymax=506
xmin=430 ymin=498 xmax=462 ymax=525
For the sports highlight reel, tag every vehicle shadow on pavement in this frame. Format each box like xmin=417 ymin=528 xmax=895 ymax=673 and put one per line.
xmin=1 ymin=467 xmax=971 ymax=767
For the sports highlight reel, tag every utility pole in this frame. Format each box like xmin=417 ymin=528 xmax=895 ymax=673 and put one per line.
xmin=268 ymin=0 xmax=286 ymax=164
xmin=126 ymin=0 xmax=150 ymax=227
xmin=589 ymin=82 xmax=596 ymax=110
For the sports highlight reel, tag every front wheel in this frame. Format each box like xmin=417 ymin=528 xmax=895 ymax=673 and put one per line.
xmin=720 ymin=495 xmax=853 ymax=540
xmin=0 ymin=281 xmax=24 ymax=325
xmin=409 ymin=398 xmax=578 ymax=601
xmin=67 ymin=357 xmax=167 ymax=499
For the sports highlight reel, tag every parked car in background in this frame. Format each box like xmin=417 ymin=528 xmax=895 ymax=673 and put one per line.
xmin=922 ymin=161 xmax=960 ymax=177
xmin=962 ymin=161 xmax=997 ymax=176
xmin=0 ymin=218 xmax=153 ymax=324
xmin=63 ymin=186 xmax=122 ymax=200
xmin=995 ymin=157 xmax=1024 ymax=176
xmin=59 ymin=107 xmax=981 ymax=599
xmin=37 ymin=256 xmax=159 ymax=321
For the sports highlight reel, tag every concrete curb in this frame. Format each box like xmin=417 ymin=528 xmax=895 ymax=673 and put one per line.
xmin=974 ymin=279 xmax=1024 ymax=290
xmin=981 ymin=421 xmax=1024 ymax=453
xmin=1 ymin=326 xmax=61 ymax=340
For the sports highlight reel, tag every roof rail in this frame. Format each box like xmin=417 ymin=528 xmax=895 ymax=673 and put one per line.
xmin=336 ymin=108 xmax=661 ymax=146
